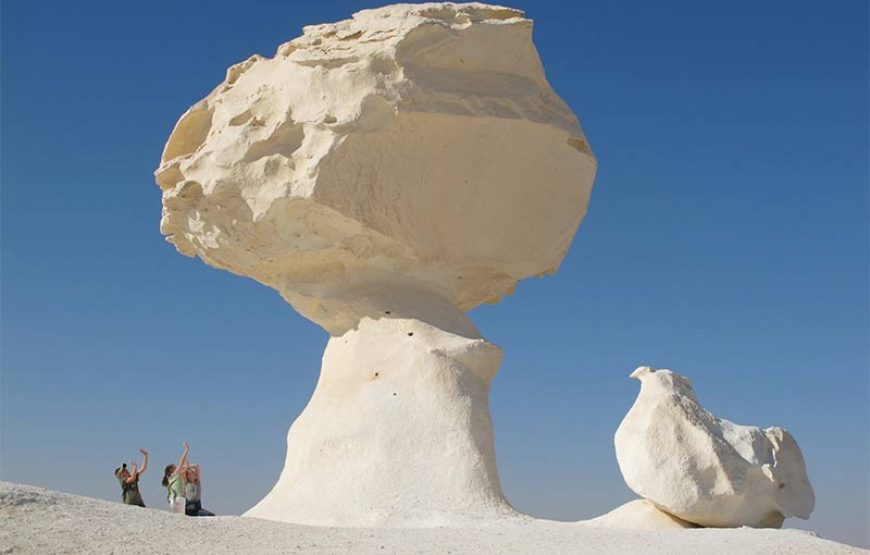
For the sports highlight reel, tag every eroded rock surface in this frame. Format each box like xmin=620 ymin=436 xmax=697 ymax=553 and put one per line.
xmin=155 ymin=2 xmax=596 ymax=336
xmin=246 ymin=304 xmax=514 ymax=526
xmin=615 ymin=366 xmax=815 ymax=528
xmin=156 ymin=3 xmax=595 ymax=526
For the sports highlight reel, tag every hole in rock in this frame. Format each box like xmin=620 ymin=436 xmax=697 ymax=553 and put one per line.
xmin=369 ymin=56 xmax=398 ymax=75
xmin=407 ymin=332 xmax=414 ymax=337
xmin=229 ymin=110 xmax=253 ymax=126
xmin=567 ymin=136 xmax=590 ymax=153
xmin=392 ymin=393 xmax=397 ymax=396
xmin=242 ymin=120 xmax=304 ymax=162
xmin=225 ymin=55 xmax=262 ymax=86
xmin=338 ymin=30 xmax=363 ymax=41
xmin=162 ymin=107 xmax=214 ymax=162
xmin=155 ymin=162 xmax=184 ymax=189
xmin=384 ymin=310 xmax=391 ymax=315
xmin=278 ymin=43 xmax=297 ymax=57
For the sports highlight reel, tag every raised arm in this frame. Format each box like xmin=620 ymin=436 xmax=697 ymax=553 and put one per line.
xmin=126 ymin=462 xmax=138 ymax=484
xmin=136 ymin=449 xmax=149 ymax=477
xmin=176 ymin=441 xmax=190 ymax=473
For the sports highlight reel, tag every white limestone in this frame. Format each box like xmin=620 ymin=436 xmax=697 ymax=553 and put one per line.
xmin=246 ymin=307 xmax=516 ymax=526
xmin=614 ymin=366 xmax=815 ymax=529
xmin=155 ymin=3 xmax=595 ymax=526
xmin=5 ymin=482 xmax=866 ymax=555
xmin=155 ymin=2 xmax=595 ymax=336
xmin=585 ymin=500 xmax=696 ymax=530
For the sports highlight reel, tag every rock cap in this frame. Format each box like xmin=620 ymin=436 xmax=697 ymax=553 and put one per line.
xmin=155 ymin=2 xmax=596 ymax=333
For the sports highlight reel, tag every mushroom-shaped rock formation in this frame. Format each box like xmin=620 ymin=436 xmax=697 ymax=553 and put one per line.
xmin=155 ymin=3 xmax=596 ymax=526
xmin=614 ymin=366 xmax=815 ymax=529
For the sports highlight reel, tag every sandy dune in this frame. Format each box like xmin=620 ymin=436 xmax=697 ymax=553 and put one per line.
xmin=1 ymin=482 xmax=864 ymax=554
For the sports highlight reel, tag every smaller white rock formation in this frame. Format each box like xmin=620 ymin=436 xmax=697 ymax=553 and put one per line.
xmin=614 ymin=366 xmax=815 ymax=529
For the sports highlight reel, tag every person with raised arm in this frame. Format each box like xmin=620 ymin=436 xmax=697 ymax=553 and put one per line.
xmin=161 ymin=441 xmax=189 ymax=514
xmin=184 ymin=464 xmax=214 ymax=516
xmin=114 ymin=448 xmax=148 ymax=507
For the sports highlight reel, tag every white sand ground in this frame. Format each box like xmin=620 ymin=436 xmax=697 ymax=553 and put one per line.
xmin=0 ymin=482 xmax=864 ymax=555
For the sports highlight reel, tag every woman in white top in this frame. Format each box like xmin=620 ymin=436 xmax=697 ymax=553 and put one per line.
xmin=184 ymin=464 xmax=214 ymax=516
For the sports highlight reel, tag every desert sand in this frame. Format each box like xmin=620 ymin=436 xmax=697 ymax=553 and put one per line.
xmin=1 ymin=482 xmax=865 ymax=555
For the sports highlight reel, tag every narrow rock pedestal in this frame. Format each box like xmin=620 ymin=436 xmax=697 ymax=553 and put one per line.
xmin=246 ymin=290 xmax=514 ymax=526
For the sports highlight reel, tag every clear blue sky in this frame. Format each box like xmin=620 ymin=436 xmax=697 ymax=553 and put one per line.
xmin=2 ymin=0 xmax=867 ymax=547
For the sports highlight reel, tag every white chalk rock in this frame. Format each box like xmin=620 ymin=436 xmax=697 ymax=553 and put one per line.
xmin=246 ymin=304 xmax=514 ymax=526
xmin=156 ymin=3 xmax=596 ymax=526
xmin=155 ymin=2 xmax=595 ymax=336
xmin=584 ymin=500 xmax=696 ymax=530
xmin=615 ymin=366 xmax=815 ymax=528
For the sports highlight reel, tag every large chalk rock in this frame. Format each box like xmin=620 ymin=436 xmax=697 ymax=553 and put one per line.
xmin=615 ymin=367 xmax=815 ymax=528
xmin=156 ymin=3 xmax=595 ymax=526
xmin=155 ymin=2 xmax=596 ymax=336
xmin=247 ymin=304 xmax=512 ymax=526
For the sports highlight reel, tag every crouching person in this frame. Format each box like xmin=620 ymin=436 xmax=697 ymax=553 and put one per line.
xmin=185 ymin=464 xmax=214 ymax=516
xmin=115 ymin=448 xmax=148 ymax=507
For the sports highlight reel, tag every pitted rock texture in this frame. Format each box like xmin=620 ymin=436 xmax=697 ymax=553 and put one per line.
xmin=155 ymin=2 xmax=597 ymax=526
xmin=155 ymin=2 xmax=596 ymax=335
xmin=615 ymin=366 xmax=815 ymax=529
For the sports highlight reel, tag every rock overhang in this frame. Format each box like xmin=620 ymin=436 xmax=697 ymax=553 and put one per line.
xmin=155 ymin=2 xmax=596 ymax=332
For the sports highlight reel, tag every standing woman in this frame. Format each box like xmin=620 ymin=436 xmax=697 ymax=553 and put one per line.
xmin=162 ymin=441 xmax=189 ymax=514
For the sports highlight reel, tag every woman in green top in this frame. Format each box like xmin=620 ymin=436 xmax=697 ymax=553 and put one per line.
xmin=114 ymin=448 xmax=148 ymax=507
xmin=161 ymin=441 xmax=190 ymax=514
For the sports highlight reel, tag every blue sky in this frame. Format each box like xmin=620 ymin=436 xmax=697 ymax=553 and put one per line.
xmin=2 ymin=0 xmax=867 ymax=547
